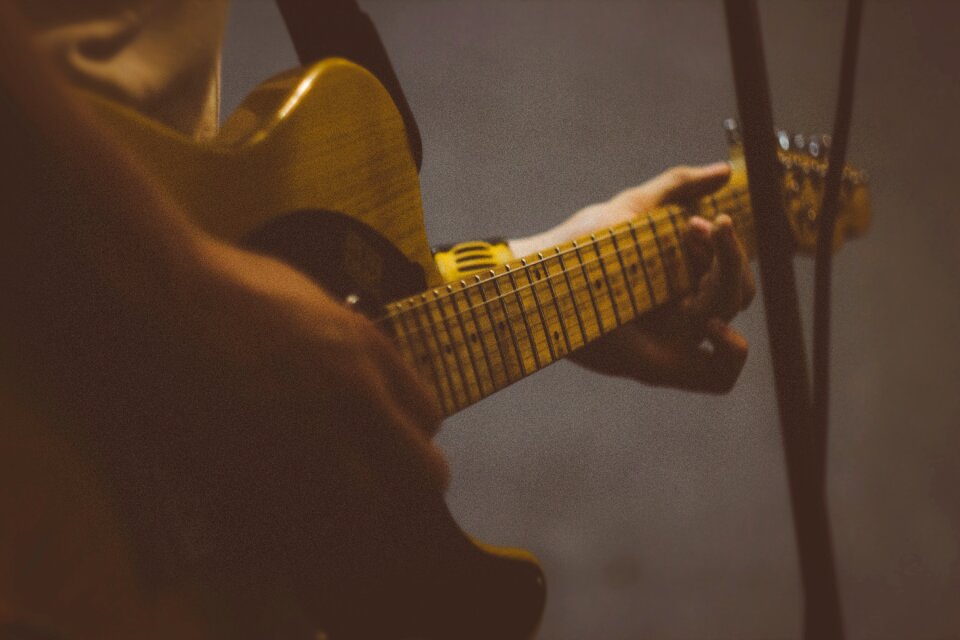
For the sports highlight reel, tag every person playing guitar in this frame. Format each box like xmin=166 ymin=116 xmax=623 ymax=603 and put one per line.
xmin=0 ymin=1 xmax=755 ymax=638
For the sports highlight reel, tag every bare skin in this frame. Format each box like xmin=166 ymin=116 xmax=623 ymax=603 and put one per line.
xmin=0 ymin=2 xmax=754 ymax=638
xmin=511 ymin=162 xmax=756 ymax=393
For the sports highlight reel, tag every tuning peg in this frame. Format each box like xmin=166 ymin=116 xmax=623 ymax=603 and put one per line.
xmin=776 ymin=129 xmax=792 ymax=151
xmin=723 ymin=118 xmax=741 ymax=145
xmin=792 ymin=133 xmax=807 ymax=152
xmin=806 ymin=134 xmax=832 ymax=158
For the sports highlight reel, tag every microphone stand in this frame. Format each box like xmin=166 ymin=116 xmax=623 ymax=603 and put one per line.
xmin=721 ymin=2 xmax=858 ymax=638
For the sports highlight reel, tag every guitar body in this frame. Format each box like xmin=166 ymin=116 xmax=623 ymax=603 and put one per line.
xmin=88 ymin=59 xmax=545 ymax=639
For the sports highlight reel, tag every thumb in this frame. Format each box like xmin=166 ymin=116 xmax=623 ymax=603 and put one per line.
xmin=650 ymin=161 xmax=732 ymax=206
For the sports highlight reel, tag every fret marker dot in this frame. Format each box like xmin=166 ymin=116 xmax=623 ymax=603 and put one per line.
xmin=595 ymin=279 xmax=603 ymax=290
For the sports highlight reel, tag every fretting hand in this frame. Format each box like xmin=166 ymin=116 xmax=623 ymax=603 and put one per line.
xmin=510 ymin=163 xmax=756 ymax=393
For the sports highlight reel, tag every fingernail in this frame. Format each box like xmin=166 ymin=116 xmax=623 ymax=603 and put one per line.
xmin=688 ymin=216 xmax=712 ymax=233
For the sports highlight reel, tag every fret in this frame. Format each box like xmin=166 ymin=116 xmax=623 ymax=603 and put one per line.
xmin=470 ymin=274 xmax=514 ymax=388
xmin=395 ymin=304 xmax=446 ymax=404
xmin=537 ymin=251 xmax=574 ymax=354
xmin=665 ymin=206 xmax=693 ymax=291
xmin=375 ymin=185 xmax=782 ymax=417
xmin=430 ymin=292 xmax=474 ymax=406
xmin=459 ymin=280 xmax=502 ymax=393
xmin=572 ymin=240 xmax=606 ymax=335
xmin=521 ymin=259 xmax=559 ymax=361
xmin=628 ymin=221 xmax=658 ymax=307
xmin=609 ymin=228 xmax=641 ymax=317
xmin=391 ymin=304 xmax=428 ymax=371
xmin=641 ymin=217 xmax=673 ymax=303
xmin=488 ymin=271 xmax=529 ymax=378
xmin=591 ymin=234 xmax=623 ymax=326
xmin=420 ymin=294 xmax=464 ymax=410
xmin=577 ymin=239 xmax=621 ymax=333
xmin=409 ymin=299 xmax=457 ymax=414
xmin=554 ymin=247 xmax=590 ymax=346
xmin=443 ymin=285 xmax=487 ymax=400
xmin=647 ymin=215 xmax=677 ymax=297
xmin=504 ymin=265 xmax=544 ymax=370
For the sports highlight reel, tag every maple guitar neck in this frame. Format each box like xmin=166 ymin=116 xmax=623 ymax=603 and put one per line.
xmin=383 ymin=184 xmax=757 ymax=417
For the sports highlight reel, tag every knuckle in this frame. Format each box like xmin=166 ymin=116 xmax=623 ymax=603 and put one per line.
xmin=667 ymin=165 xmax=694 ymax=186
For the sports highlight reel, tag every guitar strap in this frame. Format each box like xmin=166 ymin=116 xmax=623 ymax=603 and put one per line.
xmin=274 ymin=0 xmax=423 ymax=170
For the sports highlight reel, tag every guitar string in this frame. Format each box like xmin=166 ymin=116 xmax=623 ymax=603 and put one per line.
xmin=409 ymin=240 xmax=692 ymax=408
xmin=385 ymin=188 xmax=751 ymax=319
xmin=388 ymin=215 xmax=757 ymax=393
xmin=393 ymin=210 xmax=758 ymax=405
xmin=377 ymin=191 xmax=753 ymax=405
xmin=385 ymin=213 xmax=758 ymax=376
xmin=380 ymin=202 xmax=755 ymax=339
xmin=387 ymin=232 xmax=688 ymax=338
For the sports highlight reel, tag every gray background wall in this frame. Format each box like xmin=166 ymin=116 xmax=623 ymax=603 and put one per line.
xmin=222 ymin=2 xmax=960 ymax=638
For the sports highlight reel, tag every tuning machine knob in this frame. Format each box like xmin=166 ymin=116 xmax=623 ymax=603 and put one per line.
xmin=723 ymin=118 xmax=741 ymax=145
xmin=792 ymin=133 xmax=807 ymax=152
xmin=776 ymin=129 xmax=792 ymax=151
xmin=806 ymin=134 xmax=832 ymax=158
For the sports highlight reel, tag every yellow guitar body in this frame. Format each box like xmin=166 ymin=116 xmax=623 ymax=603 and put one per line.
xmin=88 ymin=59 xmax=545 ymax=640
xmin=84 ymin=55 xmax=872 ymax=640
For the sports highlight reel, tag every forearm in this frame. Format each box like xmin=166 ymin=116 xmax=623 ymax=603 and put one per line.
xmin=507 ymin=201 xmax=612 ymax=258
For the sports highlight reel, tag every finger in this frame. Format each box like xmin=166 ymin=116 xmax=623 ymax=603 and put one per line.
xmin=350 ymin=380 xmax=450 ymax=492
xmin=660 ymin=320 xmax=747 ymax=394
xmin=683 ymin=215 xmax=746 ymax=322
xmin=713 ymin=215 xmax=754 ymax=314
xmin=643 ymin=162 xmax=732 ymax=206
xmin=741 ymin=260 xmax=757 ymax=310
xmin=698 ymin=318 xmax=749 ymax=394
xmin=682 ymin=215 xmax=715 ymax=278
xmin=373 ymin=330 xmax=445 ymax=434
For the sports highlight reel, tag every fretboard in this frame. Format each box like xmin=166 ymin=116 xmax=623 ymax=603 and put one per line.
xmin=383 ymin=186 xmax=756 ymax=417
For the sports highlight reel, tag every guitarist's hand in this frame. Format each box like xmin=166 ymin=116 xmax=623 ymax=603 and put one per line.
xmin=183 ymin=238 xmax=449 ymax=496
xmin=0 ymin=8 xmax=449 ymax=634
xmin=510 ymin=163 xmax=756 ymax=393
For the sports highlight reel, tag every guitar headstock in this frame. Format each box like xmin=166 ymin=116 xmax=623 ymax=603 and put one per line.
xmin=723 ymin=119 xmax=872 ymax=254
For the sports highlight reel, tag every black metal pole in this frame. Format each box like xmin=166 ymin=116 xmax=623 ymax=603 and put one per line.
xmin=722 ymin=2 xmax=844 ymax=638
xmin=813 ymin=0 xmax=864 ymax=470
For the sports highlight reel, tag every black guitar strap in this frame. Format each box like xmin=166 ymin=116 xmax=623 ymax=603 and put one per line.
xmin=274 ymin=0 xmax=423 ymax=169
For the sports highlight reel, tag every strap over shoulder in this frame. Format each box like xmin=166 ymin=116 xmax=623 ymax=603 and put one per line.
xmin=274 ymin=0 xmax=423 ymax=169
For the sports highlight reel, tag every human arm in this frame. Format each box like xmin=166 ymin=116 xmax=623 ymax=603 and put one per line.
xmin=508 ymin=162 xmax=756 ymax=393
xmin=0 ymin=2 xmax=446 ymax=637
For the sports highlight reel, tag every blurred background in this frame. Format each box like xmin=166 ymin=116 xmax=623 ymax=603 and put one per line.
xmin=223 ymin=2 xmax=960 ymax=638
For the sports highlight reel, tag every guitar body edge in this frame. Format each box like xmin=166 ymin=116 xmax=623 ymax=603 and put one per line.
xmin=86 ymin=59 xmax=545 ymax=639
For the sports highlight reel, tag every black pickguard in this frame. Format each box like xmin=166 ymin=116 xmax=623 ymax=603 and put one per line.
xmin=242 ymin=209 xmax=428 ymax=318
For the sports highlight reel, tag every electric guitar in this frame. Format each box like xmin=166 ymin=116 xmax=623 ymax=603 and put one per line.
xmin=88 ymin=58 xmax=871 ymax=640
